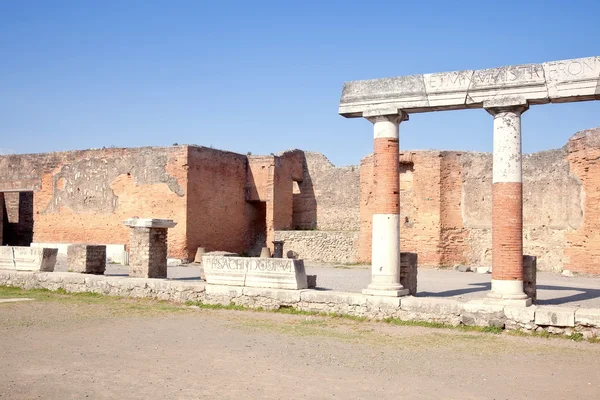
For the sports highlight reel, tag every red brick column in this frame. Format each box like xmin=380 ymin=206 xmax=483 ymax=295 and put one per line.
xmin=486 ymin=105 xmax=530 ymax=304
xmin=363 ymin=113 xmax=409 ymax=297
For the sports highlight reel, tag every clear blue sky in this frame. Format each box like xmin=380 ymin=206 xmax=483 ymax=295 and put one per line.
xmin=1 ymin=0 xmax=599 ymax=166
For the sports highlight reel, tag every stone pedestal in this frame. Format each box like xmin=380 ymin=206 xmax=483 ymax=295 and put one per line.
xmin=272 ymin=241 xmax=284 ymax=259
xmin=123 ymin=218 xmax=177 ymax=279
xmin=523 ymin=255 xmax=537 ymax=303
xmin=400 ymin=252 xmax=418 ymax=295
xmin=67 ymin=244 xmax=106 ymax=275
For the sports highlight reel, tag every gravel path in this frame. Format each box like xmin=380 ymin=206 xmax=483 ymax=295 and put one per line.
xmin=1 ymin=297 xmax=599 ymax=399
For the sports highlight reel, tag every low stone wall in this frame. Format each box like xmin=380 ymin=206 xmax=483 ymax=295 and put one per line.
xmin=1 ymin=270 xmax=599 ymax=338
xmin=274 ymin=230 xmax=359 ymax=264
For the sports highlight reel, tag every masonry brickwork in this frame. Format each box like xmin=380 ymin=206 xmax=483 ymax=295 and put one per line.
xmin=1 ymin=128 xmax=599 ymax=273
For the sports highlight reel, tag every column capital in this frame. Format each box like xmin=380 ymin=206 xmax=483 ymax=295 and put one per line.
xmin=484 ymin=98 xmax=529 ymax=116
xmin=364 ymin=110 xmax=409 ymax=124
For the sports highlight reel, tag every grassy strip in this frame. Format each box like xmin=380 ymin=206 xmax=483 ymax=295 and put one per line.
xmin=2 ymin=285 xmax=597 ymax=342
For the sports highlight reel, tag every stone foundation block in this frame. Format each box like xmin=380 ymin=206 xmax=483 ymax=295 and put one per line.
xmin=67 ymin=244 xmax=106 ymax=274
xmin=504 ymin=305 xmax=536 ymax=324
xmin=400 ymin=252 xmax=418 ymax=295
xmin=0 ymin=246 xmax=58 ymax=272
xmin=300 ymin=290 xmax=367 ymax=306
xmin=400 ymin=297 xmax=464 ymax=315
xmin=307 ymin=275 xmax=317 ymax=289
xmin=575 ymin=309 xmax=600 ymax=328
xmin=203 ymin=256 xmax=308 ymax=290
xmin=523 ymin=255 xmax=537 ymax=303
xmin=462 ymin=302 xmax=505 ymax=327
xmin=535 ymin=306 xmax=576 ymax=327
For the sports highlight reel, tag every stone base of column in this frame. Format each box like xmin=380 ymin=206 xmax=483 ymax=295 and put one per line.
xmin=362 ymin=287 xmax=410 ymax=297
xmin=487 ymin=279 xmax=532 ymax=306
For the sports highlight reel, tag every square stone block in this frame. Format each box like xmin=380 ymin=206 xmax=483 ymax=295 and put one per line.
xmin=0 ymin=246 xmax=57 ymax=272
xmin=535 ymin=306 xmax=576 ymax=327
xmin=575 ymin=308 xmax=600 ymax=328
xmin=67 ymin=244 xmax=106 ymax=275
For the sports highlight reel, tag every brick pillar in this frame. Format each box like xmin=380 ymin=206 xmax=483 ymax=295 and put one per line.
xmin=362 ymin=113 xmax=409 ymax=297
xmin=123 ymin=218 xmax=177 ymax=279
xmin=486 ymin=105 xmax=531 ymax=306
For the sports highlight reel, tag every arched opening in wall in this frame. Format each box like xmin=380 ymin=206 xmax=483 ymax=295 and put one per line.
xmin=1 ymin=191 xmax=34 ymax=246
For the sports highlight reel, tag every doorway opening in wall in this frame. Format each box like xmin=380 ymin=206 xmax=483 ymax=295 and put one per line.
xmin=247 ymin=201 xmax=267 ymax=256
xmin=1 ymin=191 xmax=34 ymax=246
xmin=399 ymin=162 xmax=415 ymax=228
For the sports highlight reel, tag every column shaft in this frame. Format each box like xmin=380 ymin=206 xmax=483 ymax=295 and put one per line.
xmin=489 ymin=107 xmax=528 ymax=300
xmin=363 ymin=114 xmax=408 ymax=297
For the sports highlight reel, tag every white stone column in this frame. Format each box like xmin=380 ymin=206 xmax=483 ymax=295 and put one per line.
xmin=363 ymin=113 xmax=409 ymax=297
xmin=485 ymin=104 xmax=531 ymax=306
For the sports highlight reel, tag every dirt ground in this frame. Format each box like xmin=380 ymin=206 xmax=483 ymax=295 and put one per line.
xmin=1 ymin=289 xmax=599 ymax=400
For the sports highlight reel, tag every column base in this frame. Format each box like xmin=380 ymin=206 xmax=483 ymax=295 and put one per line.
xmin=362 ymin=288 xmax=409 ymax=297
xmin=487 ymin=279 xmax=531 ymax=306
xmin=482 ymin=297 xmax=532 ymax=307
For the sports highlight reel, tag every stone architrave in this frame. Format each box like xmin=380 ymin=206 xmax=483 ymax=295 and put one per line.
xmin=202 ymin=256 xmax=308 ymax=290
xmin=123 ymin=218 xmax=177 ymax=279
xmin=339 ymin=56 xmax=600 ymax=117
xmin=0 ymin=246 xmax=57 ymax=272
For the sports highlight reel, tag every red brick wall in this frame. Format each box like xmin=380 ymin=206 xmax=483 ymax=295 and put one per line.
xmin=439 ymin=152 xmax=469 ymax=266
xmin=565 ymin=129 xmax=600 ymax=273
xmin=359 ymin=151 xmax=444 ymax=266
xmin=186 ymin=147 xmax=254 ymax=259
xmin=0 ymin=147 xmax=189 ymax=258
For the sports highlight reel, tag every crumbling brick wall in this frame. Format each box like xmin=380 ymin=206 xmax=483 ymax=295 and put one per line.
xmin=564 ymin=128 xmax=600 ymax=273
xmin=187 ymin=146 xmax=256 ymax=259
xmin=0 ymin=146 xmax=188 ymax=258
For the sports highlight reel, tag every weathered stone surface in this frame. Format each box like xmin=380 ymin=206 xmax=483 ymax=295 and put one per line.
xmin=575 ymin=308 xmax=600 ymax=328
xmin=462 ymin=301 xmax=506 ymax=327
xmin=400 ymin=252 xmax=418 ymax=295
xmin=504 ymin=305 xmax=536 ymax=324
xmin=67 ymin=244 xmax=106 ymax=274
xmin=306 ymin=275 xmax=317 ymax=289
xmin=523 ymin=255 xmax=537 ymax=302
xmin=300 ymin=290 xmax=367 ymax=306
xmin=401 ymin=297 xmax=463 ymax=315
xmin=274 ymin=231 xmax=358 ymax=264
xmin=535 ymin=306 xmax=576 ymax=327
xmin=0 ymin=246 xmax=57 ymax=272
xmin=203 ymin=256 xmax=308 ymax=290
xmin=339 ymin=56 xmax=600 ymax=116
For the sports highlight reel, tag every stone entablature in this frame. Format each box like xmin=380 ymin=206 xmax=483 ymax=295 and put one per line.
xmin=339 ymin=56 xmax=600 ymax=116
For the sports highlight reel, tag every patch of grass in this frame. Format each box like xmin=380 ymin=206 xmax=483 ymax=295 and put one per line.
xmin=383 ymin=317 xmax=502 ymax=334
xmin=569 ymin=332 xmax=585 ymax=342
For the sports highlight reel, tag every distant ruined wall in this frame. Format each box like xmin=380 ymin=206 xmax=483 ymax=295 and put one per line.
xmin=274 ymin=230 xmax=359 ymax=264
xmin=291 ymin=152 xmax=360 ymax=231
xmin=0 ymin=147 xmax=189 ymax=258
xmin=273 ymin=151 xmax=361 ymax=263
